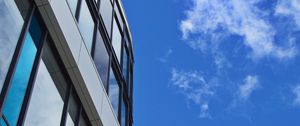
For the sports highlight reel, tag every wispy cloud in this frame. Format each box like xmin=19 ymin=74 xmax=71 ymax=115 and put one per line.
xmin=238 ymin=75 xmax=259 ymax=101
xmin=180 ymin=0 xmax=297 ymax=60
xmin=158 ymin=48 xmax=173 ymax=63
xmin=170 ymin=68 xmax=217 ymax=119
xmin=292 ymin=84 xmax=300 ymax=106
xmin=275 ymin=0 xmax=300 ymax=27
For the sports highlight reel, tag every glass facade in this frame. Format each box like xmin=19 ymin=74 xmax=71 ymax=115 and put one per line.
xmin=24 ymin=61 xmax=64 ymax=126
xmin=0 ymin=0 xmax=24 ymax=91
xmin=1 ymin=12 xmax=44 ymax=125
xmin=94 ymin=30 xmax=110 ymax=89
xmin=123 ymin=46 xmax=128 ymax=84
xmin=108 ymin=68 xmax=120 ymax=116
xmin=0 ymin=0 xmax=134 ymax=126
xmin=112 ymin=18 xmax=122 ymax=63
xmin=78 ymin=0 xmax=95 ymax=53
xmin=100 ymin=0 xmax=113 ymax=37
xmin=67 ymin=0 xmax=78 ymax=17
xmin=121 ymin=99 xmax=127 ymax=126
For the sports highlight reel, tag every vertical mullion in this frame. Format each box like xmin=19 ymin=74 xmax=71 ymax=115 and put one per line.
xmin=75 ymin=105 xmax=82 ymax=126
xmin=75 ymin=0 xmax=82 ymax=20
xmin=60 ymin=85 xmax=72 ymax=126
xmin=91 ymin=21 xmax=99 ymax=58
xmin=0 ymin=5 xmax=36 ymax=115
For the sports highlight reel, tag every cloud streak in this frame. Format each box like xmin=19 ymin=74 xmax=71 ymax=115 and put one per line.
xmin=180 ymin=0 xmax=297 ymax=60
xmin=292 ymin=84 xmax=300 ymax=106
xmin=276 ymin=0 xmax=300 ymax=28
xmin=238 ymin=75 xmax=259 ymax=101
xmin=170 ymin=68 xmax=217 ymax=118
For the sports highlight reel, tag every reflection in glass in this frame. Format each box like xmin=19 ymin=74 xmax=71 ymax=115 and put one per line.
xmin=112 ymin=19 xmax=122 ymax=63
xmin=94 ymin=30 xmax=109 ymax=89
xmin=2 ymin=33 xmax=37 ymax=126
xmin=123 ymin=47 xmax=128 ymax=84
xmin=100 ymin=0 xmax=113 ymax=37
xmin=67 ymin=0 xmax=78 ymax=17
xmin=66 ymin=114 xmax=75 ymax=126
xmin=78 ymin=112 xmax=89 ymax=126
xmin=109 ymin=68 xmax=120 ymax=116
xmin=67 ymin=92 xmax=80 ymax=125
xmin=78 ymin=0 xmax=95 ymax=53
xmin=121 ymin=100 xmax=126 ymax=126
xmin=24 ymin=61 xmax=64 ymax=126
xmin=0 ymin=0 xmax=24 ymax=91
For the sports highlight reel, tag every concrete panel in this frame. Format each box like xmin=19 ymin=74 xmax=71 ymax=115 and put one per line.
xmin=77 ymin=43 xmax=104 ymax=118
xmin=101 ymin=93 xmax=120 ymax=126
xmin=48 ymin=0 xmax=83 ymax=64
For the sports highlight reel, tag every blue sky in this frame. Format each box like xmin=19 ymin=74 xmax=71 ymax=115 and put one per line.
xmin=123 ymin=0 xmax=300 ymax=126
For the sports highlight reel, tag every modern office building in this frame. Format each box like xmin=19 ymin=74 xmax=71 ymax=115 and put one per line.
xmin=0 ymin=0 xmax=134 ymax=126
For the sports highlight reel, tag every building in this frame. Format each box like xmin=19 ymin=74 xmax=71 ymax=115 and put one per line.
xmin=0 ymin=0 xmax=134 ymax=126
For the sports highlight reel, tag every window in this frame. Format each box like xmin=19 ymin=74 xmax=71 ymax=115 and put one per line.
xmin=100 ymin=0 xmax=113 ymax=37
xmin=112 ymin=18 xmax=122 ymax=63
xmin=67 ymin=0 xmax=78 ymax=17
xmin=115 ymin=4 xmax=124 ymax=30
xmin=24 ymin=39 xmax=69 ymax=126
xmin=0 ymin=0 xmax=24 ymax=91
xmin=78 ymin=111 xmax=90 ymax=126
xmin=65 ymin=90 xmax=80 ymax=126
xmin=24 ymin=61 xmax=64 ymax=126
xmin=121 ymin=99 xmax=127 ymax=126
xmin=1 ymin=13 xmax=44 ymax=125
xmin=108 ymin=68 xmax=120 ymax=116
xmin=94 ymin=30 xmax=110 ymax=89
xmin=78 ymin=0 xmax=95 ymax=53
xmin=123 ymin=46 xmax=128 ymax=84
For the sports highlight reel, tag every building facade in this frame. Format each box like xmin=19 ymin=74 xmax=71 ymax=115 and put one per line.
xmin=0 ymin=0 xmax=134 ymax=126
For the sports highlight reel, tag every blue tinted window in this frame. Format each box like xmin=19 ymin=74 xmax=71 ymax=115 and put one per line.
xmin=109 ymin=68 xmax=120 ymax=116
xmin=2 ymin=32 xmax=38 ymax=126
xmin=123 ymin=47 xmax=128 ymax=84
xmin=1 ymin=13 xmax=43 ymax=125
xmin=121 ymin=100 xmax=126 ymax=126
xmin=78 ymin=0 xmax=95 ymax=53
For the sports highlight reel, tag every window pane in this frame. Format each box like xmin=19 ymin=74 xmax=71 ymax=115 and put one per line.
xmin=1 ymin=13 xmax=43 ymax=125
xmin=94 ymin=30 xmax=109 ymax=89
xmin=65 ymin=114 xmax=75 ymax=126
xmin=67 ymin=92 xmax=80 ymax=125
xmin=112 ymin=19 xmax=122 ymax=63
xmin=100 ymin=0 xmax=113 ymax=37
xmin=67 ymin=0 xmax=78 ymax=17
xmin=123 ymin=47 xmax=128 ymax=84
xmin=0 ymin=0 xmax=24 ymax=91
xmin=108 ymin=68 xmax=120 ymax=116
xmin=1 ymin=32 xmax=37 ymax=126
xmin=121 ymin=100 xmax=126 ymax=126
xmin=115 ymin=5 xmax=124 ymax=30
xmin=78 ymin=112 xmax=90 ymax=126
xmin=24 ymin=61 xmax=64 ymax=126
xmin=78 ymin=0 xmax=94 ymax=53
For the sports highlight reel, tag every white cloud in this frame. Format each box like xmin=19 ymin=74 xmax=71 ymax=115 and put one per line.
xmin=158 ymin=48 xmax=173 ymax=63
xmin=292 ymin=84 xmax=300 ymax=106
xmin=275 ymin=0 xmax=300 ymax=27
xmin=238 ymin=75 xmax=259 ymax=101
xmin=170 ymin=68 xmax=217 ymax=119
xmin=199 ymin=103 xmax=211 ymax=118
xmin=180 ymin=0 xmax=297 ymax=60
